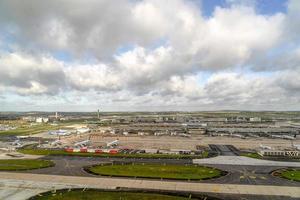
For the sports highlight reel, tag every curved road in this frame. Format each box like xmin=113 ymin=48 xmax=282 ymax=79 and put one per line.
xmin=1 ymin=155 xmax=300 ymax=200
xmin=0 ymin=172 xmax=300 ymax=200
xmin=19 ymin=155 xmax=300 ymax=187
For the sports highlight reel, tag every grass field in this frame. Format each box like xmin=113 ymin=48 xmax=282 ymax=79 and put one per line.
xmin=280 ymin=169 xmax=300 ymax=181
xmin=0 ymin=159 xmax=54 ymax=171
xmin=0 ymin=124 xmax=61 ymax=136
xmin=240 ymin=152 xmax=262 ymax=159
xmin=29 ymin=190 xmax=197 ymax=200
xmin=0 ymin=125 xmax=51 ymax=136
xmin=241 ymin=153 xmax=300 ymax=162
xmin=0 ymin=121 xmax=81 ymax=136
xmin=18 ymin=146 xmax=208 ymax=159
xmin=87 ymin=163 xmax=223 ymax=180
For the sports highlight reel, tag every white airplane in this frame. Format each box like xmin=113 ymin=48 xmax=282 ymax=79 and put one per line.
xmin=282 ymin=135 xmax=296 ymax=140
xmin=292 ymin=143 xmax=300 ymax=150
xmin=49 ymin=129 xmax=72 ymax=136
xmin=106 ymin=139 xmax=119 ymax=147
xmin=218 ymin=133 xmax=230 ymax=137
xmin=154 ymin=132 xmax=168 ymax=136
xmin=259 ymin=144 xmax=272 ymax=150
xmin=74 ymin=140 xmax=90 ymax=147
xmin=76 ymin=128 xmax=90 ymax=134
xmin=16 ymin=135 xmax=30 ymax=139
xmin=170 ymin=132 xmax=177 ymax=136
xmin=50 ymin=139 xmax=62 ymax=146
xmin=271 ymin=134 xmax=296 ymax=140
xmin=271 ymin=135 xmax=283 ymax=139
xmin=247 ymin=133 xmax=260 ymax=138
xmin=231 ymin=134 xmax=246 ymax=139
xmin=11 ymin=139 xmax=22 ymax=147
xmin=178 ymin=133 xmax=191 ymax=137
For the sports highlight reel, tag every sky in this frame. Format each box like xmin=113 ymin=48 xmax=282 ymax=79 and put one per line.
xmin=0 ymin=0 xmax=300 ymax=112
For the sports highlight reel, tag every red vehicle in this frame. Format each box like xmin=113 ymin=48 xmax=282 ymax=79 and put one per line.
xmin=109 ymin=149 xmax=118 ymax=154
xmin=65 ymin=148 xmax=73 ymax=153
xmin=80 ymin=148 xmax=88 ymax=153
xmin=95 ymin=149 xmax=103 ymax=154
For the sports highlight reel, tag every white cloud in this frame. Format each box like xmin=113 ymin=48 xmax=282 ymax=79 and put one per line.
xmin=65 ymin=64 xmax=121 ymax=91
xmin=0 ymin=0 xmax=299 ymax=110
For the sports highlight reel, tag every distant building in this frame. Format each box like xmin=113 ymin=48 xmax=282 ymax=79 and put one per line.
xmin=36 ymin=117 xmax=49 ymax=123
xmin=258 ymin=150 xmax=300 ymax=158
xmin=22 ymin=116 xmax=36 ymax=122
xmin=226 ymin=116 xmax=247 ymax=123
xmin=249 ymin=117 xmax=261 ymax=122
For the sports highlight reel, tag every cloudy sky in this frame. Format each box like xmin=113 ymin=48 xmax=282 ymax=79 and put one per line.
xmin=0 ymin=0 xmax=299 ymax=112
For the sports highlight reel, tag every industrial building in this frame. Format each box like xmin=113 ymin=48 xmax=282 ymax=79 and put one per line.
xmin=258 ymin=150 xmax=300 ymax=158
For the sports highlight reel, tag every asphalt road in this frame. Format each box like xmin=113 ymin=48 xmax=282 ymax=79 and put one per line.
xmin=1 ymin=172 xmax=300 ymax=200
xmin=200 ymin=164 xmax=300 ymax=186
xmin=15 ymin=156 xmax=300 ymax=187
xmin=27 ymin=156 xmax=192 ymax=177
xmin=209 ymin=144 xmax=238 ymax=156
xmin=2 ymin=154 xmax=300 ymax=200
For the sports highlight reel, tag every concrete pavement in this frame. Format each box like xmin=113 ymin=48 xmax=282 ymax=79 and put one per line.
xmin=193 ymin=156 xmax=300 ymax=167
xmin=0 ymin=152 xmax=43 ymax=160
xmin=0 ymin=172 xmax=300 ymax=199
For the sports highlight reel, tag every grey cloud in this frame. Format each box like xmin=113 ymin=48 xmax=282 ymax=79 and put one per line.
xmin=276 ymin=69 xmax=300 ymax=94
xmin=0 ymin=0 xmax=164 ymax=59
xmin=0 ymin=53 xmax=66 ymax=95
xmin=285 ymin=0 xmax=300 ymax=42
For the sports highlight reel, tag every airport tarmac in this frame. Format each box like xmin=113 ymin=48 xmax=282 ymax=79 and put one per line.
xmin=8 ymin=155 xmax=299 ymax=187
xmin=193 ymin=156 xmax=300 ymax=167
xmin=1 ymin=172 xmax=300 ymax=200
xmin=1 ymin=141 xmax=300 ymax=199
xmin=61 ymin=135 xmax=300 ymax=150
xmin=0 ymin=152 xmax=43 ymax=160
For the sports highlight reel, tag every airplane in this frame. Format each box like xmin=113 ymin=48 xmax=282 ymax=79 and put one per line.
xmin=76 ymin=128 xmax=90 ymax=134
xmin=178 ymin=133 xmax=191 ymax=137
xmin=170 ymin=132 xmax=177 ymax=136
xmin=271 ymin=134 xmax=296 ymax=140
xmin=293 ymin=145 xmax=300 ymax=150
xmin=16 ymin=135 xmax=30 ymax=139
xmin=49 ymin=129 xmax=72 ymax=136
xmin=11 ymin=139 xmax=22 ymax=147
xmin=231 ymin=134 xmax=246 ymax=139
xmin=291 ymin=142 xmax=300 ymax=150
xmin=50 ymin=139 xmax=62 ymax=146
xmin=106 ymin=139 xmax=119 ymax=147
xmin=271 ymin=135 xmax=283 ymax=139
xmin=74 ymin=140 xmax=90 ymax=148
xmin=247 ymin=133 xmax=260 ymax=138
xmin=217 ymin=133 xmax=230 ymax=137
xmin=259 ymin=144 xmax=272 ymax=150
xmin=282 ymin=135 xmax=296 ymax=140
